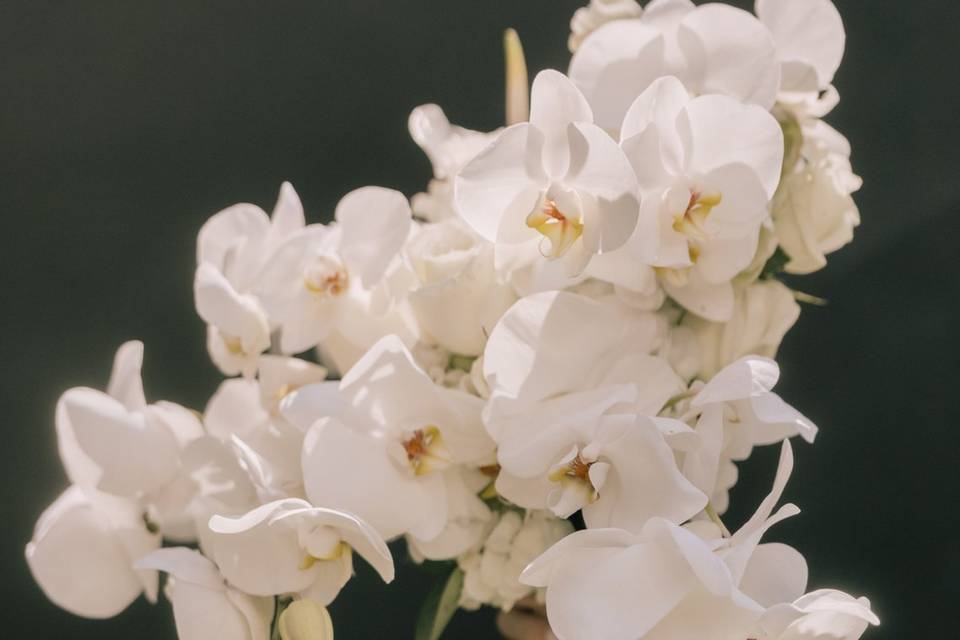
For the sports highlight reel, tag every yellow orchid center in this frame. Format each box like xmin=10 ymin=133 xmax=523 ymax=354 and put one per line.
xmin=526 ymin=198 xmax=583 ymax=258
xmin=672 ymin=190 xmax=722 ymax=247
xmin=655 ymin=189 xmax=722 ymax=287
xmin=304 ymin=255 xmax=349 ymax=296
xmin=402 ymin=426 xmax=452 ymax=476
xmin=548 ymin=453 xmax=599 ymax=503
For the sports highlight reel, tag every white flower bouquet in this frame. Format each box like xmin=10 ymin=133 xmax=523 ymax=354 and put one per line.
xmin=26 ymin=1 xmax=879 ymax=638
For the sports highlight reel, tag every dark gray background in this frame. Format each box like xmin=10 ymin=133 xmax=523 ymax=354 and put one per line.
xmin=2 ymin=1 xmax=957 ymax=637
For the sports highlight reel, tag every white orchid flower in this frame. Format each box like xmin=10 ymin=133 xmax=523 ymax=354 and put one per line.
xmin=282 ymin=335 xmax=495 ymax=543
xmin=617 ymin=76 xmax=784 ymax=321
xmin=520 ymin=440 xmax=804 ymax=640
xmin=682 ymin=355 xmax=817 ymax=505
xmin=569 ymin=0 xmax=780 ymax=132
xmin=205 ymin=355 xmax=327 ymax=501
xmin=255 ymin=187 xmax=415 ymax=367
xmin=195 ymin=182 xmax=305 ymax=376
xmin=758 ymin=588 xmax=880 ymax=640
xmin=54 ymin=341 xmax=208 ymax=532
xmin=756 ymin=0 xmax=846 ymax=96
xmin=455 ymin=69 xmax=639 ymax=277
xmin=481 ymin=290 xmax=703 ymax=528
xmin=207 ymin=498 xmax=394 ymax=605
xmin=25 ymin=487 xmax=160 ymax=618
xmin=136 ymin=548 xmax=274 ymax=640
xmin=496 ymin=411 xmax=707 ymax=531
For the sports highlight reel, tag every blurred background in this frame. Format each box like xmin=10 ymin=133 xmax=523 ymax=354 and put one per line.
xmin=2 ymin=1 xmax=957 ymax=637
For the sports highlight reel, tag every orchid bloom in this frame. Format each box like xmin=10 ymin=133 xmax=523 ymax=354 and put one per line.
xmin=682 ymin=355 xmax=817 ymax=506
xmin=205 ymin=355 xmax=327 ymax=501
xmin=618 ymin=76 xmax=784 ymax=321
xmin=255 ymin=187 xmax=414 ymax=369
xmin=281 ymin=335 xmax=495 ymax=543
xmin=25 ymin=487 xmax=160 ymax=618
xmin=136 ymin=548 xmax=274 ymax=640
xmin=482 ymin=291 xmax=705 ymax=530
xmin=569 ymin=0 xmax=780 ymax=132
xmin=455 ymin=69 xmax=639 ymax=276
xmin=206 ymin=498 xmax=394 ymax=606
xmin=195 ymin=182 xmax=305 ymax=377
xmin=520 ymin=441 xmax=807 ymax=640
xmin=54 ymin=341 xmax=210 ymax=534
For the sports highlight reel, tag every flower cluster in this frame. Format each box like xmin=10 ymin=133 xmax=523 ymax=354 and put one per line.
xmin=26 ymin=1 xmax=878 ymax=639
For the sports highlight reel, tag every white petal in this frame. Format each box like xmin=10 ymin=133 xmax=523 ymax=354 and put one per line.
xmin=585 ymin=416 xmax=706 ymax=531
xmin=749 ymin=391 xmax=819 ymax=444
xmin=679 ymin=95 xmax=784 ymax=200
xmin=757 ymin=0 xmax=845 ymax=91
xmin=569 ymin=20 xmax=667 ymax=131
xmin=301 ymin=418 xmax=447 ymax=541
xmin=678 ymin=4 xmax=781 ymax=109
xmin=335 ymin=186 xmax=411 ymax=287
xmin=529 ymin=70 xmax=594 ymax=177
xmin=454 ymin=123 xmax=546 ymax=243
xmin=60 ymin=388 xmax=181 ymax=497
xmin=565 ymin=122 xmax=639 ymax=253
xmin=107 ymin=341 xmax=146 ymax=411
xmin=205 ymin=378 xmax=269 ymax=441
xmin=739 ymin=542 xmax=808 ymax=607
xmin=194 ymin=263 xmax=271 ymax=359
xmin=197 ymin=203 xmax=271 ymax=289
xmin=662 ymin=270 xmax=734 ymax=322
xmin=483 ymin=291 xmax=630 ymax=406
xmin=26 ymin=487 xmax=158 ymax=619
xmin=619 ymin=75 xmax=689 ymax=143
xmin=269 ymin=182 xmax=306 ymax=243
xmin=136 ymin=547 xmax=224 ymax=590
xmin=207 ymin=499 xmax=316 ymax=597
xmin=693 ymin=355 xmax=780 ymax=407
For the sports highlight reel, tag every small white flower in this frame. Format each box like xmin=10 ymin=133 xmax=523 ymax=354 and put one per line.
xmin=136 ymin=548 xmax=274 ymax=640
xmin=207 ymin=499 xmax=393 ymax=606
xmin=282 ymin=335 xmax=495 ymax=542
xmin=255 ymin=187 xmax=415 ymax=369
xmin=618 ymin=75 xmax=784 ymax=321
xmin=195 ymin=182 xmax=305 ymax=376
xmin=455 ymin=70 xmax=639 ymax=277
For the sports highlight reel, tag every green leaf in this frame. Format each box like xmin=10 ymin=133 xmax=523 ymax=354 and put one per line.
xmin=448 ymin=354 xmax=477 ymax=373
xmin=415 ymin=567 xmax=464 ymax=640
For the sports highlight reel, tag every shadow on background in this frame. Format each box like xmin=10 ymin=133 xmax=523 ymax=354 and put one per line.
xmin=1 ymin=1 xmax=957 ymax=637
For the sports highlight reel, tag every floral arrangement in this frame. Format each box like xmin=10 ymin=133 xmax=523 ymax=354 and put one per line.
xmin=25 ymin=1 xmax=879 ymax=639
